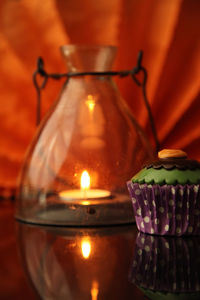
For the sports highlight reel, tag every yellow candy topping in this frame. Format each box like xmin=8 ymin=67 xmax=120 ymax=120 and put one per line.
xmin=158 ymin=149 xmax=187 ymax=159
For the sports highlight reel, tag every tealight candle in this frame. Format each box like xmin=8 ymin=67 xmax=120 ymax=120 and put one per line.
xmin=59 ymin=170 xmax=111 ymax=201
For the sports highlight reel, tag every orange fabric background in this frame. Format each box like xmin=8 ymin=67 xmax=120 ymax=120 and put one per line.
xmin=0 ymin=0 xmax=199 ymax=192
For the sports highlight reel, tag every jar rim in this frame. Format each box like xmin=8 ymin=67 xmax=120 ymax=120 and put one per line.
xmin=60 ymin=44 xmax=117 ymax=52
xmin=60 ymin=44 xmax=117 ymax=72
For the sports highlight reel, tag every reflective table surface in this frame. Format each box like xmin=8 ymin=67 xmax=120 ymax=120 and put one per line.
xmin=1 ymin=201 xmax=200 ymax=300
xmin=17 ymin=223 xmax=140 ymax=300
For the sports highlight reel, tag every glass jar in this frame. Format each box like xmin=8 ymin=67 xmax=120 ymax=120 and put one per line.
xmin=16 ymin=45 xmax=154 ymax=226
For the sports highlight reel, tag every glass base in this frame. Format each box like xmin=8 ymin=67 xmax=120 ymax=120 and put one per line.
xmin=16 ymin=194 xmax=135 ymax=226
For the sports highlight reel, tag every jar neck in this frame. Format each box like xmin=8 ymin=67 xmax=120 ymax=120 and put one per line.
xmin=61 ymin=45 xmax=117 ymax=73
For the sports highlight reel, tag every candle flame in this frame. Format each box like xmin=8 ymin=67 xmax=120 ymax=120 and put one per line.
xmin=81 ymin=170 xmax=90 ymax=190
xmin=86 ymin=95 xmax=95 ymax=112
xmin=91 ymin=280 xmax=99 ymax=300
xmin=81 ymin=238 xmax=91 ymax=259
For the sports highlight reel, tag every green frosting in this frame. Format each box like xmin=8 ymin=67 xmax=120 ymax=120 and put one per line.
xmin=132 ymin=168 xmax=200 ymax=185
xmin=141 ymin=288 xmax=200 ymax=300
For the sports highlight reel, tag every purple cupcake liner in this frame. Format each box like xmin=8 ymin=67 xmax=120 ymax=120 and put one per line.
xmin=127 ymin=181 xmax=200 ymax=236
xmin=130 ymin=232 xmax=200 ymax=293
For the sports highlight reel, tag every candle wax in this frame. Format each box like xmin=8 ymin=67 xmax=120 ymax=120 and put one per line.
xmin=59 ymin=189 xmax=111 ymax=200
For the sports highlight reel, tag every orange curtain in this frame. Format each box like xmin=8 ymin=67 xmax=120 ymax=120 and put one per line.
xmin=0 ymin=0 xmax=199 ymax=193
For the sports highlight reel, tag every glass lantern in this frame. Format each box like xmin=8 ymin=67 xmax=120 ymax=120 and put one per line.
xmin=16 ymin=45 xmax=154 ymax=226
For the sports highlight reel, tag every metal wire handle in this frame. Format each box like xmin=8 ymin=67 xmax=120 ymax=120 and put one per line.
xmin=33 ymin=50 xmax=160 ymax=152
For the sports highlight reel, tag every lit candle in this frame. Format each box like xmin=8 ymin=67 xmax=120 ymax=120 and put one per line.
xmin=81 ymin=237 xmax=91 ymax=259
xmin=59 ymin=170 xmax=111 ymax=201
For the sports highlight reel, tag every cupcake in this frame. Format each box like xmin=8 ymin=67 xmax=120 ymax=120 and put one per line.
xmin=127 ymin=149 xmax=200 ymax=236
xmin=130 ymin=232 xmax=200 ymax=299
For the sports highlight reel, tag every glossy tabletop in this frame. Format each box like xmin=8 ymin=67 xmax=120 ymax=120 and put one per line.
xmin=1 ymin=200 xmax=200 ymax=300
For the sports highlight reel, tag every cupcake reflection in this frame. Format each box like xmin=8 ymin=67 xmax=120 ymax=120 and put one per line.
xmin=130 ymin=232 xmax=200 ymax=299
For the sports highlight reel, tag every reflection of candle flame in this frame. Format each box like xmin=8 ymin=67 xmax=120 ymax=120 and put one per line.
xmin=81 ymin=238 xmax=91 ymax=259
xmin=91 ymin=280 xmax=99 ymax=300
xmin=86 ymin=95 xmax=95 ymax=112
xmin=81 ymin=170 xmax=90 ymax=190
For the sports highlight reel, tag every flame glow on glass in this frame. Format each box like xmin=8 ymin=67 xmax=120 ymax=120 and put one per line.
xmin=81 ymin=238 xmax=91 ymax=259
xmin=86 ymin=95 xmax=95 ymax=112
xmin=81 ymin=170 xmax=90 ymax=190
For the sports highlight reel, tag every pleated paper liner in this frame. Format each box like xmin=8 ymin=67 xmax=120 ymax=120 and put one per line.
xmin=127 ymin=181 xmax=200 ymax=236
